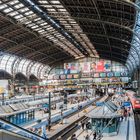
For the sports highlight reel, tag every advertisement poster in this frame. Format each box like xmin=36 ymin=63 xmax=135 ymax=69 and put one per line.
xmin=104 ymin=60 xmax=111 ymax=72
xmin=96 ymin=60 xmax=105 ymax=72
xmin=64 ymin=63 xmax=79 ymax=74
xmin=64 ymin=63 xmax=71 ymax=74
xmin=90 ymin=62 xmax=97 ymax=72
xmin=64 ymin=60 xmax=112 ymax=74
xmin=90 ymin=60 xmax=111 ymax=72
xmin=70 ymin=63 xmax=79 ymax=73
xmin=80 ymin=62 xmax=90 ymax=73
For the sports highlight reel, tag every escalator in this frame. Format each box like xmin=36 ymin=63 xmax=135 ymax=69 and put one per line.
xmin=0 ymin=118 xmax=47 ymax=140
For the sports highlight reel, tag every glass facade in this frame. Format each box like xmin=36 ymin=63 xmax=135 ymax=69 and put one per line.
xmin=0 ymin=53 xmax=50 ymax=79
xmin=126 ymin=1 xmax=140 ymax=74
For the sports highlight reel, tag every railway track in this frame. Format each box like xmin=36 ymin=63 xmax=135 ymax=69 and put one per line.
xmin=47 ymin=97 xmax=101 ymax=128
xmin=48 ymin=96 xmax=106 ymax=140
xmin=134 ymin=113 xmax=140 ymax=140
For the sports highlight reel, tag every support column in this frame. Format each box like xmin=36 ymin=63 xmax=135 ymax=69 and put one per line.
xmin=25 ymin=79 xmax=29 ymax=95
xmin=138 ymin=69 xmax=140 ymax=94
xmin=48 ymin=92 xmax=51 ymax=131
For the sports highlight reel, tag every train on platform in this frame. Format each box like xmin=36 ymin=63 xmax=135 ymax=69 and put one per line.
xmin=126 ymin=90 xmax=140 ymax=113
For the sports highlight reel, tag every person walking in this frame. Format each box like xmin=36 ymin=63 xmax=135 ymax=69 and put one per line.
xmin=123 ymin=108 xmax=128 ymax=121
xmin=70 ymin=134 xmax=77 ymax=140
xmin=81 ymin=122 xmax=85 ymax=130
xmin=85 ymin=134 xmax=90 ymax=140
xmin=93 ymin=131 xmax=97 ymax=140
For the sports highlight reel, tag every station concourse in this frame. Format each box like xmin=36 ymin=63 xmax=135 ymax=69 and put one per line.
xmin=0 ymin=0 xmax=139 ymax=140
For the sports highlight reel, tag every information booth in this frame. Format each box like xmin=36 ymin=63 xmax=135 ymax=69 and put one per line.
xmin=86 ymin=100 xmax=121 ymax=136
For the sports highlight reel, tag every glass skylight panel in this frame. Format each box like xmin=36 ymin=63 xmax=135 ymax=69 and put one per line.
xmin=24 ymin=11 xmax=33 ymax=16
xmin=31 ymin=25 xmax=39 ymax=29
xmin=9 ymin=0 xmax=18 ymax=5
xmin=0 ymin=4 xmax=7 ymax=10
xmin=40 ymin=32 xmax=46 ymax=35
xmin=3 ymin=8 xmax=13 ymax=13
xmin=14 ymin=14 xmax=23 ymax=19
xmin=24 ymin=20 xmax=31 ymax=25
xmin=44 ymin=5 xmax=52 ymax=8
xmin=14 ymin=3 xmax=24 ymax=9
xmin=50 ymin=0 xmax=60 ymax=4
xmin=35 ymin=20 xmax=44 ymax=25
xmin=38 ymin=29 xmax=45 ymax=33
xmin=39 ymin=1 xmax=48 ymax=4
xmin=40 ymin=22 xmax=48 ymax=26
xmin=49 ymin=9 xmax=56 ymax=12
xmin=19 ymin=7 xmax=29 ymax=13
xmin=27 ymin=23 xmax=36 ymax=27
xmin=34 ymin=28 xmax=41 ymax=31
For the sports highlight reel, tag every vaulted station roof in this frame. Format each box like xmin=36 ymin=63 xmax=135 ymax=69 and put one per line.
xmin=0 ymin=0 xmax=136 ymax=66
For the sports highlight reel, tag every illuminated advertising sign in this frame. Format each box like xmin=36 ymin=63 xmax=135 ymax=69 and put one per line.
xmin=73 ymin=74 xmax=79 ymax=79
xmin=60 ymin=75 xmax=66 ymax=80
xmin=120 ymin=72 xmax=128 ymax=77
xmin=93 ymin=73 xmax=99 ymax=78
xmin=81 ymin=73 xmax=90 ymax=78
xmin=80 ymin=62 xmax=91 ymax=73
xmin=114 ymin=72 xmax=120 ymax=77
xmin=67 ymin=74 xmax=73 ymax=79
xmin=53 ymin=75 xmax=60 ymax=80
xmin=107 ymin=72 xmax=114 ymax=77
xmin=100 ymin=73 xmax=106 ymax=78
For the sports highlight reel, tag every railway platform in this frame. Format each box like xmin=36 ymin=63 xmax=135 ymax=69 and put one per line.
xmin=45 ymin=96 xmax=108 ymax=140
xmin=75 ymin=114 xmax=136 ymax=140
xmin=46 ymin=95 xmax=136 ymax=140
xmin=21 ymin=97 xmax=98 ymax=129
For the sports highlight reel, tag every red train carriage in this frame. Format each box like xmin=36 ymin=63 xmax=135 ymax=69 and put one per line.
xmin=126 ymin=90 xmax=140 ymax=112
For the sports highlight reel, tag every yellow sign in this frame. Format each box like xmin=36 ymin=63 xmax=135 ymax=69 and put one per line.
xmin=0 ymin=87 xmax=4 ymax=94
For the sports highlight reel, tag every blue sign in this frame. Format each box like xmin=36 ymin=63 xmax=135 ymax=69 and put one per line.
xmin=123 ymin=102 xmax=131 ymax=107
xmin=116 ymin=92 xmax=123 ymax=94
xmin=42 ymin=104 xmax=49 ymax=108
xmin=96 ymin=102 xmax=104 ymax=106
xmin=107 ymin=72 xmax=114 ymax=77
